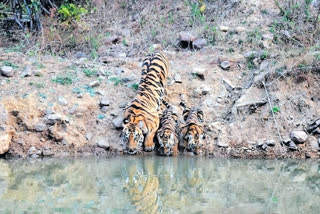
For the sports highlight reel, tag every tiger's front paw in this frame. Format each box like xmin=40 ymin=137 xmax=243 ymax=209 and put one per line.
xmin=144 ymin=142 xmax=155 ymax=152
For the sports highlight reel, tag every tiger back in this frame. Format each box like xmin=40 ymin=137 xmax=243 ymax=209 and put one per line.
xmin=122 ymin=52 xmax=169 ymax=154
xmin=157 ymin=104 xmax=180 ymax=156
xmin=180 ymin=102 xmax=205 ymax=155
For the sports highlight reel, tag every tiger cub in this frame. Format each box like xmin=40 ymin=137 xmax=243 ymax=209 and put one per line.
xmin=157 ymin=102 xmax=180 ymax=156
xmin=180 ymin=101 xmax=205 ymax=155
xmin=122 ymin=52 xmax=169 ymax=154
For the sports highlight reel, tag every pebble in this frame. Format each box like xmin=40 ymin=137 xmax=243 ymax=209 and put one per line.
xmin=262 ymin=33 xmax=274 ymax=41
xmin=58 ymin=97 xmax=68 ymax=106
xmin=288 ymin=141 xmax=298 ymax=151
xmin=174 ymin=73 xmax=182 ymax=83
xmin=73 ymin=51 xmax=87 ymax=59
xmin=69 ymin=104 xmax=78 ymax=115
xmin=193 ymin=68 xmax=205 ymax=80
xmin=202 ymin=86 xmax=211 ymax=95
xmin=42 ymin=150 xmax=54 ymax=156
xmin=310 ymin=140 xmax=319 ymax=150
xmin=100 ymin=97 xmax=110 ymax=107
xmin=112 ymin=116 xmax=123 ymax=129
xmin=85 ymin=132 xmax=93 ymax=141
xmin=1 ymin=66 xmax=14 ymax=77
xmin=244 ymin=51 xmax=258 ymax=59
xmin=235 ymin=26 xmax=246 ymax=33
xmin=290 ymin=130 xmax=308 ymax=144
xmin=46 ymin=114 xmax=62 ymax=125
xmin=256 ymin=140 xmax=264 ymax=147
xmin=119 ymin=102 xmax=127 ymax=108
xmin=193 ymin=39 xmax=207 ymax=49
xmin=217 ymin=141 xmax=228 ymax=148
xmin=89 ymin=81 xmax=100 ymax=87
xmin=35 ymin=123 xmax=46 ymax=132
xmin=179 ymin=31 xmax=196 ymax=42
xmin=220 ymin=61 xmax=231 ymax=70
xmin=77 ymin=93 xmax=83 ymax=98
xmin=97 ymin=138 xmax=110 ymax=149
xmin=28 ymin=146 xmax=41 ymax=156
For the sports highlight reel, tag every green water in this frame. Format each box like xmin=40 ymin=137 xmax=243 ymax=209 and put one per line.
xmin=0 ymin=157 xmax=319 ymax=214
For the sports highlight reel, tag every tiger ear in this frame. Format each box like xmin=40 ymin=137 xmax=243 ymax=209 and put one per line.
xmin=183 ymin=108 xmax=190 ymax=121
xmin=197 ymin=109 xmax=204 ymax=123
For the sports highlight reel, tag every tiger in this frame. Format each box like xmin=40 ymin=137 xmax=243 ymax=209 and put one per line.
xmin=122 ymin=52 xmax=169 ymax=154
xmin=156 ymin=102 xmax=180 ymax=156
xmin=179 ymin=101 xmax=205 ymax=155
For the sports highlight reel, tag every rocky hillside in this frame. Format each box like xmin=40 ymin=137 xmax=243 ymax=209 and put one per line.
xmin=0 ymin=0 xmax=319 ymax=159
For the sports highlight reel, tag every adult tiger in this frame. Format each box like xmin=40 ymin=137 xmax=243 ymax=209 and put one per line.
xmin=157 ymin=102 xmax=180 ymax=156
xmin=122 ymin=52 xmax=169 ymax=154
xmin=180 ymin=101 xmax=205 ymax=155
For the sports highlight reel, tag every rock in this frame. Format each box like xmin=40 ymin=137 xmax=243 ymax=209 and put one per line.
xmin=261 ymin=143 xmax=268 ymax=150
xmin=104 ymin=35 xmax=121 ymax=45
xmin=112 ymin=116 xmax=123 ymax=129
xmin=0 ymin=133 xmax=11 ymax=155
xmin=235 ymin=87 xmax=267 ymax=108
xmin=100 ymin=97 xmax=110 ymax=107
xmin=42 ymin=149 xmax=54 ymax=156
xmin=235 ymin=26 xmax=246 ymax=33
xmin=244 ymin=51 xmax=258 ymax=59
xmin=30 ymin=154 xmax=39 ymax=158
xmin=290 ymin=130 xmax=308 ymax=144
xmin=119 ymin=102 xmax=127 ymax=108
xmin=1 ymin=66 xmax=14 ymax=77
xmin=256 ymin=140 xmax=264 ymax=147
xmin=193 ymin=87 xmax=202 ymax=98
xmin=46 ymin=114 xmax=63 ymax=125
xmin=69 ymin=104 xmax=78 ymax=115
xmin=89 ymin=81 xmax=100 ymax=87
xmin=288 ymin=141 xmax=298 ymax=151
xmin=97 ymin=138 xmax=110 ymax=149
xmin=28 ymin=146 xmax=41 ymax=156
xmin=35 ymin=123 xmax=46 ymax=132
xmin=95 ymin=90 xmax=104 ymax=96
xmin=174 ymin=73 xmax=182 ymax=83
xmin=179 ymin=31 xmax=196 ymax=42
xmin=77 ymin=93 xmax=83 ymax=98
xmin=220 ymin=61 xmax=231 ymax=70
xmin=101 ymin=106 xmax=108 ymax=113
xmin=222 ymin=78 xmax=236 ymax=92
xmin=193 ymin=39 xmax=207 ymax=49
xmin=217 ymin=141 xmax=228 ymax=148
xmin=219 ymin=26 xmax=229 ymax=32
xmin=259 ymin=61 xmax=270 ymax=71
xmin=21 ymin=67 xmax=33 ymax=77
xmin=193 ymin=68 xmax=206 ymax=80
xmin=282 ymin=137 xmax=292 ymax=145
xmin=58 ymin=97 xmax=68 ymax=106
xmin=201 ymin=86 xmax=211 ymax=95
xmin=265 ymin=139 xmax=276 ymax=147
xmin=151 ymin=44 xmax=162 ymax=51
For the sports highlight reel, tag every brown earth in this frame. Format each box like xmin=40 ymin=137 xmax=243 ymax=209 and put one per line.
xmin=0 ymin=0 xmax=319 ymax=159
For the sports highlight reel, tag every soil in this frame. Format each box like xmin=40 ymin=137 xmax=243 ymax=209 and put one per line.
xmin=0 ymin=0 xmax=319 ymax=159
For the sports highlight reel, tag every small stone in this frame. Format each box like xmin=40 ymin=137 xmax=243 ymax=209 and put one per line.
xmin=97 ymin=138 xmax=110 ymax=149
xmin=265 ymin=139 xmax=276 ymax=147
xmin=259 ymin=61 xmax=270 ymax=71
xmin=77 ymin=93 xmax=83 ymax=98
xmin=35 ymin=123 xmax=46 ymax=132
xmin=42 ymin=150 xmax=54 ymax=156
xmin=217 ymin=141 xmax=228 ymax=148
xmin=193 ymin=68 xmax=205 ymax=80
xmin=100 ymin=97 xmax=110 ymax=107
xmin=21 ymin=67 xmax=33 ymax=77
xmin=220 ymin=61 xmax=231 ymax=70
xmin=282 ymin=137 xmax=292 ymax=145
xmin=112 ymin=116 xmax=123 ymax=129
xmin=73 ymin=51 xmax=87 ymax=59
xmin=101 ymin=106 xmax=108 ymax=113
xmin=89 ymin=81 xmax=100 ymax=87
xmin=201 ymin=86 xmax=211 ymax=95
xmin=1 ymin=66 xmax=14 ymax=77
xmin=174 ymin=73 xmax=182 ymax=83
xmin=58 ymin=97 xmax=68 ymax=106
xmin=193 ymin=39 xmax=207 ymax=49
xmin=261 ymin=143 xmax=268 ymax=150
xmin=288 ymin=141 xmax=298 ymax=151
xmin=222 ymin=78 xmax=236 ymax=92
xmin=244 ymin=51 xmax=258 ymax=59
xmin=151 ymin=44 xmax=162 ymax=51
xmin=0 ymin=80 xmax=5 ymax=86
xmin=193 ymin=87 xmax=202 ymax=98
xmin=46 ymin=114 xmax=62 ymax=125
xmin=95 ymin=90 xmax=104 ymax=96
xmin=28 ymin=146 xmax=41 ymax=156
xmin=69 ymin=104 xmax=78 ymax=115
xmin=30 ymin=154 xmax=39 ymax=158
xmin=290 ymin=130 xmax=308 ymax=144
xmin=262 ymin=33 xmax=274 ymax=41
xmin=310 ymin=140 xmax=319 ymax=150
xmin=305 ymin=152 xmax=311 ymax=159
xmin=220 ymin=26 xmax=229 ymax=32
xmin=256 ymin=140 xmax=264 ymax=147
xmin=179 ymin=31 xmax=196 ymax=42
xmin=235 ymin=27 xmax=246 ymax=33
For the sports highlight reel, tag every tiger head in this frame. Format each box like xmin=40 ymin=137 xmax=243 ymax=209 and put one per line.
xmin=158 ymin=129 xmax=176 ymax=156
xmin=122 ymin=118 xmax=146 ymax=155
xmin=182 ymin=108 xmax=205 ymax=155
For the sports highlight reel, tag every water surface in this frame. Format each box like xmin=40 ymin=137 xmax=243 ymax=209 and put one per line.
xmin=0 ymin=157 xmax=319 ymax=214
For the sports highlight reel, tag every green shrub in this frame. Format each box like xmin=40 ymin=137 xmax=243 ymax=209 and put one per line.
xmin=58 ymin=3 xmax=88 ymax=23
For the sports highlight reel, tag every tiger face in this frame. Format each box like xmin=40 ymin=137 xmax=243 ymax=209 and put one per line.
xmin=184 ymin=125 xmax=205 ymax=155
xmin=122 ymin=119 xmax=145 ymax=155
xmin=158 ymin=129 xmax=176 ymax=156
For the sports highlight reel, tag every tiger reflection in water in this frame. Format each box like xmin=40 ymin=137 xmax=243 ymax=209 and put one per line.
xmin=123 ymin=159 xmax=160 ymax=214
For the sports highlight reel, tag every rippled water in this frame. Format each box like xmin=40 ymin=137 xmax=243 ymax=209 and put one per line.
xmin=0 ymin=157 xmax=319 ymax=214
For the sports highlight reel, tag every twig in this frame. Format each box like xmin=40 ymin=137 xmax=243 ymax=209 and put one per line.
xmin=263 ymin=81 xmax=284 ymax=148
